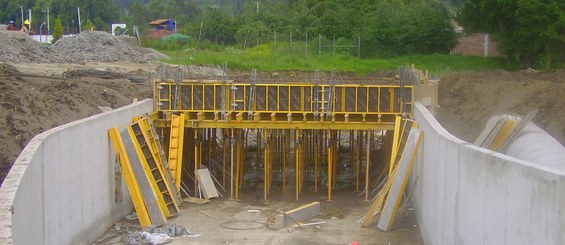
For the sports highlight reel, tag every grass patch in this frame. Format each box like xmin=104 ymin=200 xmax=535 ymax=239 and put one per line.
xmin=157 ymin=43 xmax=513 ymax=76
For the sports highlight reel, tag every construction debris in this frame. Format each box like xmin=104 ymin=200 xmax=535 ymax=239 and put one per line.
xmin=122 ymin=223 xmax=191 ymax=245
xmin=185 ymin=197 xmax=210 ymax=205
xmin=195 ymin=168 xmax=219 ymax=199
xmin=267 ymin=202 xmax=321 ymax=229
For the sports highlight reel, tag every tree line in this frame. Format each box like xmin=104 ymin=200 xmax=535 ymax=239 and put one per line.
xmin=1 ymin=0 xmax=562 ymax=68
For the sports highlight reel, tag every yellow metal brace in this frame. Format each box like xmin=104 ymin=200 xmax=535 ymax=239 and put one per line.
xmin=127 ymin=123 xmax=172 ymax=218
xmin=108 ymin=128 xmax=152 ymax=228
xmin=168 ymin=114 xmax=186 ymax=192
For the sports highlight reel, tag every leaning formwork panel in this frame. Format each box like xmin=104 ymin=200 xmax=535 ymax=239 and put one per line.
xmin=108 ymin=127 xmax=167 ymax=228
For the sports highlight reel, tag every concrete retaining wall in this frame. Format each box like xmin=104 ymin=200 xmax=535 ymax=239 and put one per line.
xmin=411 ymin=102 xmax=565 ymax=245
xmin=0 ymin=100 xmax=153 ymax=245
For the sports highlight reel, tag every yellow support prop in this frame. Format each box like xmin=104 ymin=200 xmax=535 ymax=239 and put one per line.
xmin=168 ymin=114 xmax=185 ymax=192
xmin=389 ymin=116 xmax=402 ymax=174
xmin=108 ymin=128 xmax=152 ymax=228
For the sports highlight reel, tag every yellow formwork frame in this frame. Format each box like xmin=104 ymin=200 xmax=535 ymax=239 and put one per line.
xmin=108 ymin=128 xmax=152 ymax=228
xmin=389 ymin=116 xmax=402 ymax=174
xmin=168 ymin=114 xmax=185 ymax=192
xmin=381 ymin=126 xmax=423 ymax=230
xmin=127 ymin=124 xmax=171 ymax=218
xmin=136 ymin=118 xmax=181 ymax=214
xmin=489 ymin=117 xmax=519 ymax=151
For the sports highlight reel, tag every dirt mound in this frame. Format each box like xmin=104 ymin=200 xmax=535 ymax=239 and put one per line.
xmin=437 ymin=69 xmax=565 ymax=145
xmin=0 ymin=31 xmax=62 ymax=63
xmin=0 ymin=63 xmax=151 ymax=183
xmin=52 ymin=31 xmax=147 ymax=63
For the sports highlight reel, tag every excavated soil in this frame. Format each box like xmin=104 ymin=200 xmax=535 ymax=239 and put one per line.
xmin=437 ymin=69 xmax=565 ymax=145
xmin=0 ymin=64 xmax=151 ymax=182
xmin=0 ymin=30 xmax=147 ymax=63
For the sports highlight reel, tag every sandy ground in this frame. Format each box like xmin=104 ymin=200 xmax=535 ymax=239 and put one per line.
xmin=437 ymin=69 xmax=565 ymax=145
xmin=98 ymin=188 xmax=423 ymax=245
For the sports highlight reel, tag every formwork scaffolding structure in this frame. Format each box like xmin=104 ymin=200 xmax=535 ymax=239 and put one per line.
xmin=148 ymin=72 xmax=415 ymax=202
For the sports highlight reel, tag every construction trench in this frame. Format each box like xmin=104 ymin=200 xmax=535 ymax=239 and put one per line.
xmin=102 ymin=68 xmax=423 ymax=241
xmin=2 ymin=64 xmax=565 ymax=245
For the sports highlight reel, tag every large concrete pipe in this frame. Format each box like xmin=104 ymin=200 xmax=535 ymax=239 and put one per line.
xmin=505 ymin=123 xmax=565 ymax=171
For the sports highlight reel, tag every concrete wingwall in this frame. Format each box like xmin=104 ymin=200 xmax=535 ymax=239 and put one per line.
xmin=0 ymin=100 xmax=154 ymax=245
xmin=411 ymin=102 xmax=565 ymax=245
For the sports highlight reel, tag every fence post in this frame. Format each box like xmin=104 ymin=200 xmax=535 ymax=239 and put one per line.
xmin=332 ymin=36 xmax=335 ymax=56
xmin=318 ymin=34 xmax=321 ymax=55
xmin=358 ymin=35 xmax=361 ymax=58
xmin=305 ymin=32 xmax=308 ymax=58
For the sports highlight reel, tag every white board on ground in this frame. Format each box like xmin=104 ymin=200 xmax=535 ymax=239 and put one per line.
xmin=195 ymin=168 xmax=219 ymax=199
xmin=377 ymin=128 xmax=423 ymax=232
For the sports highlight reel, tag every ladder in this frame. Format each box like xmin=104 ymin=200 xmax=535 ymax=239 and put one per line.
xmin=129 ymin=120 xmax=180 ymax=217
xmin=141 ymin=117 xmax=183 ymax=204
xmin=168 ymin=114 xmax=186 ymax=192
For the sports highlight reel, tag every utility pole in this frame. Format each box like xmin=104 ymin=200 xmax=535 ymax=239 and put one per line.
xmin=46 ymin=8 xmax=50 ymax=35
xmin=77 ymin=7 xmax=82 ymax=33
xmin=42 ymin=8 xmax=50 ymax=35
xmin=20 ymin=6 xmax=24 ymax=26
xmin=256 ymin=1 xmax=261 ymax=15
xmin=28 ymin=9 xmax=32 ymax=27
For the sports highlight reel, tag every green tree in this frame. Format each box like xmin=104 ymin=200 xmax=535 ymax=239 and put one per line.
xmin=459 ymin=0 xmax=565 ymax=69
xmin=84 ymin=19 xmax=95 ymax=31
xmin=52 ymin=17 xmax=63 ymax=44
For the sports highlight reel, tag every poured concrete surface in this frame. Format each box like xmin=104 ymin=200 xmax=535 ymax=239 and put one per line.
xmin=164 ymin=188 xmax=422 ymax=245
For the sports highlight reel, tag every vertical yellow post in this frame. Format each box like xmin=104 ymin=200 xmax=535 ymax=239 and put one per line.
xmin=235 ymin=131 xmax=241 ymax=200
xmin=314 ymin=130 xmax=318 ymax=192
xmin=194 ymin=129 xmax=199 ymax=194
xmin=222 ymin=130 xmax=227 ymax=188
xmin=327 ymin=130 xmax=332 ymax=202
xmin=365 ymin=130 xmax=371 ymax=201
xmin=390 ymin=116 xmax=402 ymax=174
xmin=356 ymin=130 xmax=361 ymax=192
xmin=264 ymin=130 xmax=269 ymax=201
xmin=295 ymin=130 xmax=300 ymax=201
xmin=283 ymin=130 xmax=287 ymax=192
xmin=230 ymin=128 xmax=234 ymax=200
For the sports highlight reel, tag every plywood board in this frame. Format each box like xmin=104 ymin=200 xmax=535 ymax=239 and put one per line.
xmin=195 ymin=168 xmax=219 ymax=199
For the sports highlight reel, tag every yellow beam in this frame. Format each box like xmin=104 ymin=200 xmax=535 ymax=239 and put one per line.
xmin=108 ymin=128 xmax=152 ymax=228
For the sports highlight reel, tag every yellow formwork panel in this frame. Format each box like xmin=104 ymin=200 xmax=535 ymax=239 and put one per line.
xmin=136 ymin=118 xmax=181 ymax=214
xmin=127 ymin=123 xmax=172 ymax=218
xmin=168 ymin=114 xmax=185 ymax=192
xmin=108 ymin=128 xmax=152 ymax=228
xmin=489 ymin=117 xmax=519 ymax=152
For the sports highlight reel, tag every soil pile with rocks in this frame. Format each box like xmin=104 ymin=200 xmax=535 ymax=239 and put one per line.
xmin=0 ymin=31 xmax=62 ymax=63
xmin=0 ymin=31 xmax=147 ymax=63
xmin=52 ymin=31 xmax=147 ymax=63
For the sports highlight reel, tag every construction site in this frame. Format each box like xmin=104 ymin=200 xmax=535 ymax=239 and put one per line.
xmin=1 ymin=30 xmax=565 ymax=245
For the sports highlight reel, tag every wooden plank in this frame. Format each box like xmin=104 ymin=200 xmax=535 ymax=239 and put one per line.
xmin=361 ymin=167 xmax=397 ymax=227
xmin=268 ymin=202 xmax=321 ymax=229
xmin=195 ymin=168 xmax=219 ymax=199
xmin=377 ymin=128 xmax=423 ymax=232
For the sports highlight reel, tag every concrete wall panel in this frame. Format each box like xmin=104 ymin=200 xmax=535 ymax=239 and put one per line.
xmin=0 ymin=100 xmax=153 ymax=245
xmin=412 ymin=102 xmax=565 ymax=245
